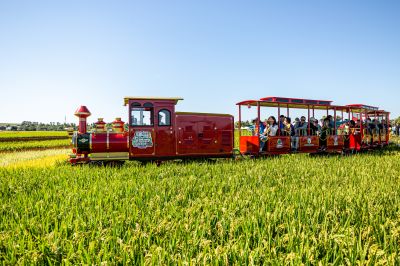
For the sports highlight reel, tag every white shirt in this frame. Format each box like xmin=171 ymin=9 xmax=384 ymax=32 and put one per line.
xmin=267 ymin=124 xmax=278 ymax=136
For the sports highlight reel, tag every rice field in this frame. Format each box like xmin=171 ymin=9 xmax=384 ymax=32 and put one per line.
xmin=0 ymin=131 xmax=70 ymax=152
xmin=1 ymin=141 xmax=400 ymax=264
xmin=0 ymin=131 xmax=68 ymax=139
xmin=0 ymin=139 xmax=70 ymax=152
xmin=0 ymin=148 xmax=69 ymax=168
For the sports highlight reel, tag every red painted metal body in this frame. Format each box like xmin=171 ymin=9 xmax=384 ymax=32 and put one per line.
xmin=175 ymin=113 xmax=234 ymax=157
xmin=91 ymin=132 xmax=129 ymax=153
xmin=69 ymin=96 xmax=390 ymax=164
xmin=326 ymin=135 xmax=344 ymax=152
xmin=74 ymin=106 xmax=91 ymax=134
xmin=126 ymin=98 xmax=234 ymax=160
xmin=298 ymin=136 xmax=319 ymax=153
xmin=70 ymin=97 xmax=234 ymax=164
xmin=236 ymin=96 xmax=390 ymax=157
xmin=266 ymin=136 xmax=291 ymax=154
xmin=239 ymin=136 xmax=259 ymax=155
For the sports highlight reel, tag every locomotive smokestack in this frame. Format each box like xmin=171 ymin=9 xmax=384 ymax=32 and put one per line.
xmin=74 ymin=106 xmax=91 ymax=134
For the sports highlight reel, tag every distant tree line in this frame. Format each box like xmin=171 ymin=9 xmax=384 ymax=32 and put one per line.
xmin=235 ymin=116 xmax=400 ymax=129
xmin=2 ymin=117 xmax=399 ymax=132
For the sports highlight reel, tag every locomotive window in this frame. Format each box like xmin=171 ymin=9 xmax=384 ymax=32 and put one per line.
xmin=131 ymin=107 xmax=153 ymax=126
xmin=131 ymin=102 xmax=141 ymax=107
xmin=143 ymin=102 xmax=153 ymax=108
xmin=158 ymin=109 xmax=171 ymax=126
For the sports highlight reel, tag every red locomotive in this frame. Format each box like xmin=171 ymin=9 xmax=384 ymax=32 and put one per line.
xmin=69 ymin=96 xmax=390 ymax=164
xmin=70 ymin=97 xmax=234 ymax=164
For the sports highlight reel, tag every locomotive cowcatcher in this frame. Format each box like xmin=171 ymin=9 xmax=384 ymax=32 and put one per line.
xmin=70 ymin=97 xmax=234 ymax=164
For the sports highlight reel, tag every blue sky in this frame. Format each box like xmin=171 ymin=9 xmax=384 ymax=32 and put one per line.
xmin=0 ymin=0 xmax=399 ymax=123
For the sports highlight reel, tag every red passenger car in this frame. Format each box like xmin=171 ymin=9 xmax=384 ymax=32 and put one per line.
xmin=70 ymin=97 xmax=234 ymax=164
xmin=236 ymin=97 xmax=390 ymax=156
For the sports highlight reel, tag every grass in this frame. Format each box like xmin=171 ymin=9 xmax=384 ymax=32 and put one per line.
xmin=1 ymin=146 xmax=400 ymax=264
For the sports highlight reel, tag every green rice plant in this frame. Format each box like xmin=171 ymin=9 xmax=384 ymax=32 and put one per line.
xmin=0 ymin=131 xmax=69 ymax=142
xmin=0 ymin=131 xmax=68 ymax=139
xmin=1 ymin=147 xmax=400 ymax=264
xmin=0 ymin=148 xmax=68 ymax=167
xmin=235 ymin=129 xmax=252 ymax=148
xmin=390 ymin=135 xmax=400 ymax=145
xmin=0 ymin=139 xmax=70 ymax=152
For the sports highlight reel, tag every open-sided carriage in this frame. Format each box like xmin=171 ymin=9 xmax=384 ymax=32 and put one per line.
xmin=236 ymin=97 xmax=390 ymax=156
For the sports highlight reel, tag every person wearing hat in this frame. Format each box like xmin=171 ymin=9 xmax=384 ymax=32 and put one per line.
xmin=295 ymin=116 xmax=308 ymax=136
xmin=293 ymin=117 xmax=300 ymax=128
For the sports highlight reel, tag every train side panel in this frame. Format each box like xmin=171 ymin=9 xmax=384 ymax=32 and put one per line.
xmin=175 ymin=112 xmax=234 ymax=158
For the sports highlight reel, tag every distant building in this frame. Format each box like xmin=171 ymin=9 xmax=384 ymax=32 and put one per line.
xmin=6 ymin=126 xmax=18 ymax=131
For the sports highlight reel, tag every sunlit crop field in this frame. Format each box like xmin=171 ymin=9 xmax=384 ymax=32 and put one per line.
xmin=0 ymin=148 xmax=69 ymax=168
xmin=0 ymin=139 xmax=70 ymax=152
xmin=0 ymin=131 xmax=68 ymax=139
xmin=1 ymin=144 xmax=400 ymax=264
xmin=0 ymin=131 xmax=70 ymax=152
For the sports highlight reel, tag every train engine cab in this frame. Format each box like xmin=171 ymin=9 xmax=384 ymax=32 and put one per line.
xmin=70 ymin=97 xmax=234 ymax=164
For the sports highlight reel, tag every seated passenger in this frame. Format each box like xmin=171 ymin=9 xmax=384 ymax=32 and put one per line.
xmin=371 ymin=119 xmax=379 ymax=135
xmin=365 ymin=118 xmax=373 ymax=135
xmin=295 ymin=116 xmax=308 ymax=136
xmin=327 ymin=115 xmax=335 ymax=129
xmin=349 ymin=120 xmax=358 ymax=135
xmin=259 ymin=116 xmax=278 ymax=151
xmin=259 ymin=119 xmax=268 ymax=141
xmin=373 ymin=119 xmax=380 ymax=135
xmin=283 ymin=117 xmax=297 ymax=151
xmin=343 ymin=120 xmax=350 ymax=135
xmin=355 ymin=119 xmax=361 ymax=129
xmin=309 ymin=117 xmax=320 ymax=135
xmin=283 ymin=117 xmax=295 ymax=136
xmin=319 ymin=118 xmax=332 ymax=150
xmin=380 ymin=119 xmax=387 ymax=134
xmin=250 ymin=118 xmax=265 ymax=136
xmin=293 ymin=117 xmax=300 ymax=128
xmin=266 ymin=116 xmax=278 ymax=136
xmin=279 ymin=115 xmax=286 ymax=131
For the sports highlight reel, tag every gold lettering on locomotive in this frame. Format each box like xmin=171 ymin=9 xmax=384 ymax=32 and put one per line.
xmin=132 ymin=131 xmax=153 ymax=149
